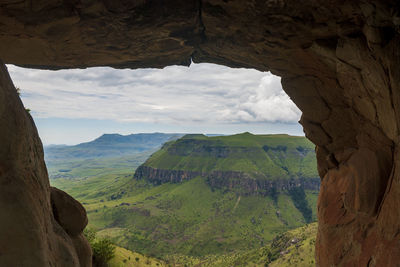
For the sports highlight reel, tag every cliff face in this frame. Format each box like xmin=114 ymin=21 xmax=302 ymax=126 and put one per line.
xmin=135 ymin=134 xmax=319 ymax=196
xmin=0 ymin=0 xmax=399 ymax=265
xmin=143 ymin=134 xmax=318 ymax=180
xmin=134 ymin=165 xmax=320 ymax=196
xmin=206 ymin=172 xmax=320 ymax=195
xmin=0 ymin=63 xmax=91 ymax=266
xmin=134 ymin=165 xmax=201 ymax=184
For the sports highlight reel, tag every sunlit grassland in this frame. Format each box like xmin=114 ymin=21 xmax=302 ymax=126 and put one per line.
xmin=52 ymin=174 xmax=317 ymax=259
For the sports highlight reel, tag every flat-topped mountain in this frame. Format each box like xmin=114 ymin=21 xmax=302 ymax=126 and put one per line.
xmin=134 ymin=133 xmax=319 ymax=195
xmin=44 ymin=133 xmax=183 ymax=161
xmin=53 ymin=132 xmax=320 ymax=259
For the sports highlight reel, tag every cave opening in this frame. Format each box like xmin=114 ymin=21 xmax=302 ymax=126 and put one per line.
xmin=0 ymin=1 xmax=398 ymax=266
xmin=6 ymin=62 xmax=320 ymax=265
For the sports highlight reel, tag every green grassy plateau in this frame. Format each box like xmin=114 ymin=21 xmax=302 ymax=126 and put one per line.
xmin=142 ymin=133 xmax=318 ymax=179
xmin=49 ymin=133 xmax=319 ymax=266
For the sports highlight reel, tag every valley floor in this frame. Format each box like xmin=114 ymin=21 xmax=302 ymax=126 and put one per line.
xmin=52 ymin=172 xmax=318 ymax=266
xmin=109 ymin=222 xmax=317 ymax=267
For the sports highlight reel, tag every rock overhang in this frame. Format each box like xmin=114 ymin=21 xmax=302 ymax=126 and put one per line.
xmin=0 ymin=0 xmax=399 ymax=266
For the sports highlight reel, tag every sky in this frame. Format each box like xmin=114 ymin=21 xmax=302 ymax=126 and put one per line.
xmin=7 ymin=63 xmax=303 ymax=145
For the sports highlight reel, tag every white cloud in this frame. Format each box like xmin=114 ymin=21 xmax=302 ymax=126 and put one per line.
xmin=6 ymin=63 xmax=301 ymax=125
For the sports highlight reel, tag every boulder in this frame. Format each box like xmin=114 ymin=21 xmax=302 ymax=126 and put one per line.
xmin=51 ymin=187 xmax=88 ymax=236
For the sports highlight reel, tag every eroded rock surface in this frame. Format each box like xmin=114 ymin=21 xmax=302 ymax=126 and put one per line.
xmin=0 ymin=63 xmax=91 ymax=266
xmin=0 ymin=0 xmax=399 ymax=266
xmin=134 ymin=165 xmax=320 ymax=195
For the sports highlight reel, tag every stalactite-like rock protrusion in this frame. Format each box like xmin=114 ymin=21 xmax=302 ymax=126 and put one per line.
xmin=0 ymin=0 xmax=399 ymax=265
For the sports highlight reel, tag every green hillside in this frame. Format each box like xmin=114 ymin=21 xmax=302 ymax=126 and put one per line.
xmin=52 ymin=174 xmax=319 ymax=260
xmin=171 ymin=222 xmax=317 ymax=267
xmin=50 ymin=132 xmax=319 ymax=264
xmin=110 ymin=245 xmax=166 ymax=267
xmin=110 ymin=222 xmax=317 ymax=267
xmin=137 ymin=132 xmax=318 ymax=182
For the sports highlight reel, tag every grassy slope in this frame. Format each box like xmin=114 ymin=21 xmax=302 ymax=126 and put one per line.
xmin=110 ymin=221 xmax=317 ymax=267
xmin=268 ymin=223 xmax=317 ymax=267
xmin=110 ymin=246 xmax=166 ymax=267
xmin=49 ymin=133 xmax=319 ymax=264
xmin=160 ymin=223 xmax=317 ymax=267
xmin=143 ymin=133 xmax=317 ymax=180
xmin=52 ymin=173 xmax=318 ymax=259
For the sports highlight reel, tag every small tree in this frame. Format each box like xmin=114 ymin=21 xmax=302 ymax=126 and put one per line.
xmin=92 ymin=238 xmax=116 ymax=266
xmin=84 ymin=228 xmax=116 ymax=267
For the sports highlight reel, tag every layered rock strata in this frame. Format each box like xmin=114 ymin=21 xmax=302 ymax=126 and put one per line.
xmin=0 ymin=0 xmax=399 ymax=265
xmin=134 ymin=165 xmax=320 ymax=195
xmin=206 ymin=172 xmax=320 ymax=195
xmin=134 ymin=165 xmax=202 ymax=184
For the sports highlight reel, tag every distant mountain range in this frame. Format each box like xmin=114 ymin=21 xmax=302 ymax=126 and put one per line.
xmin=44 ymin=133 xmax=183 ymax=161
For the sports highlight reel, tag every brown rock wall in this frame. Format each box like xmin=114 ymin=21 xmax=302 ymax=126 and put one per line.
xmin=0 ymin=63 xmax=91 ymax=266
xmin=0 ymin=0 xmax=399 ymax=265
xmin=134 ymin=165 xmax=202 ymax=184
xmin=134 ymin=165 xmax=320 ymax=195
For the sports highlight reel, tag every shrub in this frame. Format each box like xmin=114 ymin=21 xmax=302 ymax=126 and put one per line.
xmin=92 ymin=238 xmax=115 ymax=266
xmin=84 ymin=228 xmax=96 ymax=243
xmin=84 ymin=228 xmax=116 ymax=267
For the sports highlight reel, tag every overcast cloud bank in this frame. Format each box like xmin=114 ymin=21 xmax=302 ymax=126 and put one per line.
xmin=7 ymin=63 xmax=301 ymax=125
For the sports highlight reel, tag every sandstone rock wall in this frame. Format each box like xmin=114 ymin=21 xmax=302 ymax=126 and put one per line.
xmin=206 ymin=172 xmax=320 ymax=195
xmin=0 ymin=0 xmax=399 ymax=265
xmin=0 ymin=63 xmax=91 ymax=266
xmin=134 ymin=165 xmax=202 ymax=184
xmin=134 ymin=165 xmax=320 ymax=195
